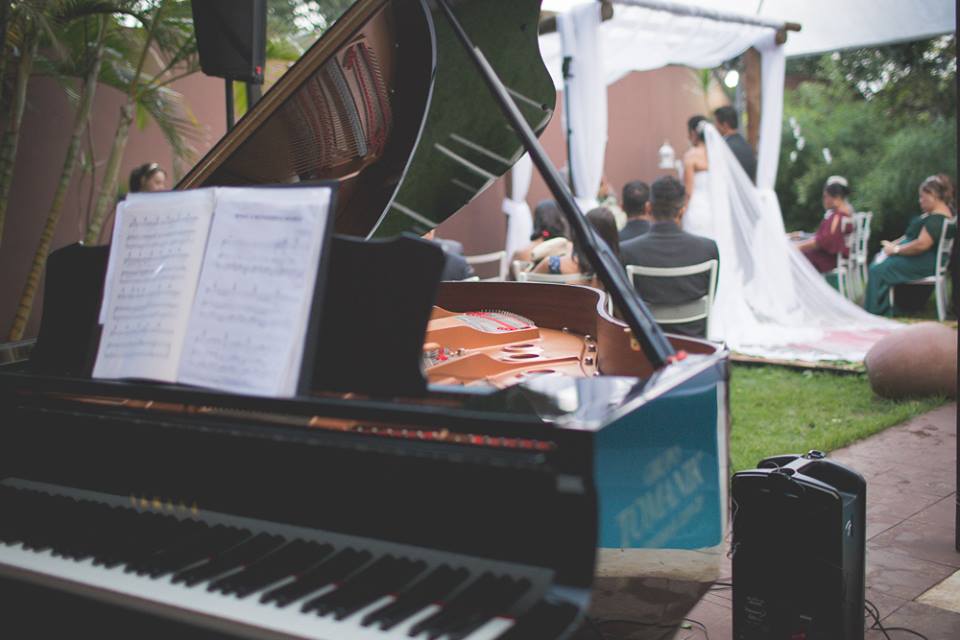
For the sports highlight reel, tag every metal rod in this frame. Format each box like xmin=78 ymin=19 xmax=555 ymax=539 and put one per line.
xmin=435 ymin=0 xmax=675 ymax=368
xmin=610 ymin=0 xmax=800 ymax=33
xmin=246 ymin=81 xmax=262 ymax=110
xmin=225 ymin=79 xmax=235 ymax=131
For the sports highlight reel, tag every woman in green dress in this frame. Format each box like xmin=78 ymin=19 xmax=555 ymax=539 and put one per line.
xmin=864 ymin=174 xmax=955 ymax=315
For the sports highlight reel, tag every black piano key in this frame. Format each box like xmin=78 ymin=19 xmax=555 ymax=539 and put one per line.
xmin=122 ymin=518 xmax=211 ymax=574
xmin=443 ymin=577 xmax=531 ymax=640
xmin=408 ymin=572 xmax=502 ymax=638
xmin=0 ymin=488 xmax=32 ymax=544
xmin=210 ymin=540 xmax=333 ymax=597
xmin=135 ymin=525 xmax=249 ymax=578
xmin=171 ymin=532 xmax=285 ymax=586
xmin=260 ymin=548 xmax=371 ymax=608
xmin=301 ymin=555 xmax=425 ymax=620
xmin=496 ymin=600 xmax=580 ymax=640
xmin=410 ymin=573 xmax=530 ymax=640
xmin=362 ymin=564 xmax=471 ymax=631
xmin=100 ymin=511 xmax=196 ymax=569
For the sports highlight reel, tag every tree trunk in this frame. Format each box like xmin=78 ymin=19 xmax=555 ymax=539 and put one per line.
xmin=0 ymin=1 xmax=12 ymax=111
xmin=8 ymin=19 xmax=107 ymax=341
xmin=83 ymin=100 xmax=133 ymax=245
xmin=0 ymin=26 xmax=39 ymax=248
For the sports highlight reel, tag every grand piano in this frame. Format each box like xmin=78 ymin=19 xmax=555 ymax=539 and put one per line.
xmin=0 ymin=0 xmax=729 ymax=638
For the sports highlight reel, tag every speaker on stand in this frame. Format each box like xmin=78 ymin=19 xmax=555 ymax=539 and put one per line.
xmin=191 ymin=0 xmax=267 ymax=130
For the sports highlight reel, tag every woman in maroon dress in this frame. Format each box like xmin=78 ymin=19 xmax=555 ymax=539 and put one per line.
xmin=794 ymin=176 xmax=854 ymax=273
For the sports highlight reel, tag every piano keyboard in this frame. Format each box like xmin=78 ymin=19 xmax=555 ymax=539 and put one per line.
xmin=0 ymin=479 xmax=579 ymax=639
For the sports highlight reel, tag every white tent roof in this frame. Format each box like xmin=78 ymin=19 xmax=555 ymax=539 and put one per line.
xmin=543 ymin=0 xmax=956 ymax=58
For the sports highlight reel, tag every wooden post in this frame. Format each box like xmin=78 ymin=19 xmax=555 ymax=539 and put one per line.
xmin=743 ymin=47 xmax=761 ymax=152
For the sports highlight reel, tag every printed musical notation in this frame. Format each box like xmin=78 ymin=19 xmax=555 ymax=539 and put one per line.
xmin=93 ymin=190 xmax=215 ymax=382
xmin=92 ymin=186 xmax=332 ymax=396
xmin=177 ymin=188 xmax=331 ymax=396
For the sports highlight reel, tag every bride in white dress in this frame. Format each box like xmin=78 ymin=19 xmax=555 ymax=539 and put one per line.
xmin=681 ymin=116 xmax=714 ymax=239
xmin=677 ymin=118 xmax=897 ymax=361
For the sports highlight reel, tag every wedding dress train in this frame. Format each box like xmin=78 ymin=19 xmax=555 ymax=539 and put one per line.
xmin=693 ymin=123 xmax=898 ymax=361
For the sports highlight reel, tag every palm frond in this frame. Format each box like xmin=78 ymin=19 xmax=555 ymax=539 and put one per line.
xmin=137 ymin=83 xmax=201 ymax=161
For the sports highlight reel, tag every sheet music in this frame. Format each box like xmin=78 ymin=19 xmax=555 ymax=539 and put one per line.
xmin=177 ymin=187 xmax=331 ymax=396
xmin=93 ymin=190 xmax=215 ymax=382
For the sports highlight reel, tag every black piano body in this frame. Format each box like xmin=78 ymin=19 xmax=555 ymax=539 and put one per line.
xmin=0 ymin=0 xmax=730 ymax=637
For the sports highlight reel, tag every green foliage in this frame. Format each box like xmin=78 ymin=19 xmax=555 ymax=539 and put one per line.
xmin=729 ymin=365 xmax=945 ymax=473
xmin=777 ymin=36 xmax=957 ymax=251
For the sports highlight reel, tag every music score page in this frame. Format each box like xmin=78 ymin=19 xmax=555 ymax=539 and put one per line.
xmin=93 ymin=186 xmax=333 ymax=397
xmin=177 ymin=188 xmax=331 ymax=396
xmin=93 ymin=190 xmax=215 ymax=382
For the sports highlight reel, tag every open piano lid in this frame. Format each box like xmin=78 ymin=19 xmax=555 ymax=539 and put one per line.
xmin=178 ymin=0 xmax=555 ymax=240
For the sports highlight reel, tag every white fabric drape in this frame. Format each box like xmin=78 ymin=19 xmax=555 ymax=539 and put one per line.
xmin=700 ymin=122 xmax=899 ymax=361
xmin=540 ymin=5 xmax=773 ymax=89
xmin=755 ymin=32 xmax=784 ymax=192
xmin=557 ymin=3 xmax=606 ymax=209
xmin=502 ymin=153 xmax=534 ymax=270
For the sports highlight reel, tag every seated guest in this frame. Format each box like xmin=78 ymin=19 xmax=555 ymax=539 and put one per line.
xmin=128 ymin=162 xmax=167 ymax=193
xmin=865 ymin=174 xmax=956 ymax=315
xmin=618 ymin=180 xmax=653 ymax=242
xmin=598 ymin=175 xmax=627 ymax=229
xmin=620 ymin=175 xmax=719 ymax=337
xmin=423 ymin=230 xmax=476 ymax=281
xmin=793 ymin=176 xmax=854 ymax=274
xmin=511 ymin=200 xmax=569 ymax=265
xmin=532 ymin=207 xmax=619 ymax=284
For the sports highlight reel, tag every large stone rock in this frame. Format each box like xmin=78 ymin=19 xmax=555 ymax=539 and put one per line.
xmin=865 ymin=322 xmax=957 ymax=399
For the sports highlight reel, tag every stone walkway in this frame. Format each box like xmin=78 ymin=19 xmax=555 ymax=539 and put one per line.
xmin=672 ymin=402 xmax=959 ymax=640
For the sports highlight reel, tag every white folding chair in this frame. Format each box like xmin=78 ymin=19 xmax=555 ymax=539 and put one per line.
xmin=826 ymin=216 xmax=855 ymax=300
xmin=511 ymin=259 xmax=534 ymax=280
xmin=851 ymin=211 xmax=873 ymax=300
xmin=889 ymin=216 xmax=956 ymax=320
xmin=464 ymin=250 xmax=506 ymax=281
xmin=625 ymin=260 xmax=719 ymax=336
xmin=516 ymin=271 xmax=591 ymax=284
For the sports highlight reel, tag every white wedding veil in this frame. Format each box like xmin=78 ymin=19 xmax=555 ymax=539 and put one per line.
xmin=699 ymin=123 xmax=899 ymax=361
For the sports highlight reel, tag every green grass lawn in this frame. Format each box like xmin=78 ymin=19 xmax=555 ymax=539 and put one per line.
xmin=729 ymin=364 xmax=946 ymax=472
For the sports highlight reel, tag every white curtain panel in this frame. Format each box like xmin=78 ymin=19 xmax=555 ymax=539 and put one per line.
xmin=755 ymin=31 xmax=785 ymax=192
xmin=557 ymin=3 xmax=606 ymax=209
xmin=502 ymin=153 xmax=534 ymax=270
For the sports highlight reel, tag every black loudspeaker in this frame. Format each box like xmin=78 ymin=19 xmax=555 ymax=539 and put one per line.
xmin=732 ymin=451 xmax=866 ymax=640
xmin=191 ymin=0 xmax=266 ymax=83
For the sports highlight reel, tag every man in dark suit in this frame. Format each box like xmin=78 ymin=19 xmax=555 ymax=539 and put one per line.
xmin=619 ymin=176 xmax=719 ymax=338
xmin=618 ymin=180 xmax=653 ymax=242
xmin=714 ymin=106 xmax=757 ymax=184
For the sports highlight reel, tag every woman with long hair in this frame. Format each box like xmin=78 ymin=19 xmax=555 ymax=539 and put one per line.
xmin=532 ymin=207 xmax=619 ymax=282
xmin=864 ymin=174 xmax=956 ymax=315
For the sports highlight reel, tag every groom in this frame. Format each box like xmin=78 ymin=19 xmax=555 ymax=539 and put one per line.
xmin=714 ymin=106 xmax=757 ymax=184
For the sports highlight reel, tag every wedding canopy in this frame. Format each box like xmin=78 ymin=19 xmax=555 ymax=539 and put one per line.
xmin=504 ymin=0 xmax=791 ymax=274
xmin=541 ymin=0 xmax=957 ymax=61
